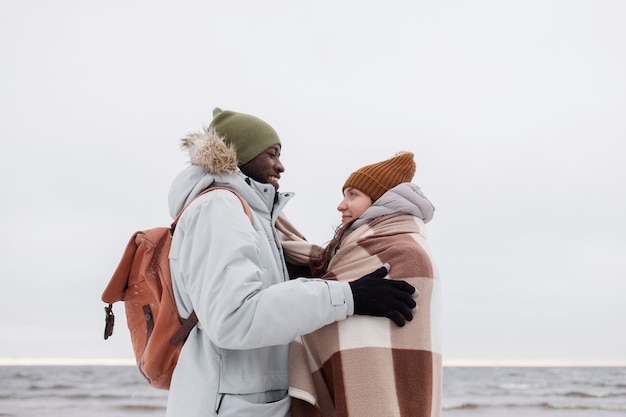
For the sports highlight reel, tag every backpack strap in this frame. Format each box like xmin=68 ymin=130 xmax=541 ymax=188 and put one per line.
xmin=167 ymin=187 xmax=253 ymax=346
xmin=170 ymin=187 xmax=253 ymax=231
xmin=170 ymin=311 xmax=198 ymax=347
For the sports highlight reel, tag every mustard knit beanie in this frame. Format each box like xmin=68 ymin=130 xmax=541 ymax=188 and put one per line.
xmin=209 ymin=107 xmax=281 ymax=165
xmin=342 ymin=152 xmax=416 ymax=201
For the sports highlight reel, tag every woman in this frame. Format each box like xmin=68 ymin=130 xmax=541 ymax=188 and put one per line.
xmin=284 ymin=151 xmax=442 ymax=417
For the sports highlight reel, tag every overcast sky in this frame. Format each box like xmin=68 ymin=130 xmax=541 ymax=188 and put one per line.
xmin=1 ymin=0 xmax=625 ymax=366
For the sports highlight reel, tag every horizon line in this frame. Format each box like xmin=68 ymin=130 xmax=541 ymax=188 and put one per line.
xmin=1 ymin=357 xmax=625 ymax=367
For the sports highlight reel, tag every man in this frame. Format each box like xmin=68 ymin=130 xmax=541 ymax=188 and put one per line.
xmin=166 ymin=108 xmax=417 ymax=417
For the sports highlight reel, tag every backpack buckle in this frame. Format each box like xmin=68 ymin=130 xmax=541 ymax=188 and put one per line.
xmin=104 ymin=304 xmax=115 ymax=340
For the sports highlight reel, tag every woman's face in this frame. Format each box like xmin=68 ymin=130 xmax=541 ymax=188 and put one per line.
xmin=337 ymin=187 xmax=373 ymax=224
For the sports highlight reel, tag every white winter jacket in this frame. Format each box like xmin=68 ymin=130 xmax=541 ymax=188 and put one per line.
xmin=165 ymin=130 xmax=354 ymax=417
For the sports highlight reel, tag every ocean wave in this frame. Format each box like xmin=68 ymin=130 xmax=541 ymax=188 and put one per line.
xmin=540 ymin=402 xmax=626 ymax=411
xmin=444 ymin=401 xmax=626 ymax=412
xmin=28 ymin=383 xmax=75 ymax=390
xmin=562 ymin=390 xmax=626 ymax=399
xmin=495 ymin=382 xmax=532 ymax=390
xmin=116 ymin=404 xmax=166 ymax=412
xmin=442 ymin=402 xmax=482 ymax=410
xmin=474 ymin=385 xmax=626 ymax=399
xmin=61 ymin=393 xmax=133 ymax=400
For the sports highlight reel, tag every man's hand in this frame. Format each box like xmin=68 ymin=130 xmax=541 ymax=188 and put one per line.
xmin=349 ymin=264 xmax=418 ymax=327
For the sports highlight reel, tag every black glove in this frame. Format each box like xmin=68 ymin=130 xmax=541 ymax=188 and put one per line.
xmin=349 ymin=264 xmax=418 ymax=327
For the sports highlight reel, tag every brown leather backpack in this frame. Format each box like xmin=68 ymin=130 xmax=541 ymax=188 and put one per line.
xmin=101 ymin=187 xmax=252 ymax=389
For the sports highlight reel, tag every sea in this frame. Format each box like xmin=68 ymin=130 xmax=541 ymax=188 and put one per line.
xmin=0 ymin=365 xmax=625 ymax=416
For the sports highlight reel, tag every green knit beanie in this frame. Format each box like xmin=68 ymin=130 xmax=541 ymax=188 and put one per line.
xmin=208 ymin=107 xmax=281 ymax=165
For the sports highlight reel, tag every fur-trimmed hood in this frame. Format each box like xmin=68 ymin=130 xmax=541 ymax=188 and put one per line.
xmin=181 ymin=128 xmax=238 ymax=174
xmin=168 ymin=129 xmax=243 ymax=218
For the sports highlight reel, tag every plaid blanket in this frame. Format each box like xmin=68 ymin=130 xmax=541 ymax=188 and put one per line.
xmin=279 ymin=213 xmax=442 ymax=417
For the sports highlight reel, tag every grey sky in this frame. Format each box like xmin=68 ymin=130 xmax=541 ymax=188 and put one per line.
xmin=1 ymin=0 xmax=625 ymax=365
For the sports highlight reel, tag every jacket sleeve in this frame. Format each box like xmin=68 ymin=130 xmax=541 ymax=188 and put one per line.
xmin=174 ymin=191 xmax=354 ymax=350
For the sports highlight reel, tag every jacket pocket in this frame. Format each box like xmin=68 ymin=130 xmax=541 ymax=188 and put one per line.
xmin=216 ymin=393 xmax=290 ymax=417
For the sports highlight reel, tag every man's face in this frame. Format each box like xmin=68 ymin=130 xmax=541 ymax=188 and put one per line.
xmin=239 ymin=144 xmax=285 ymax=189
